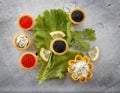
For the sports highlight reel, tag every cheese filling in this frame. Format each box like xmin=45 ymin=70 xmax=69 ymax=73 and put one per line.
xmin=16 ymin=35 xmax=29 ymax=48
xmin=71 ymin=60 xmax=89 ymax=77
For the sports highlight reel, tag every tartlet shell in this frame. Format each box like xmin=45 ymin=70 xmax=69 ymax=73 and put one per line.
xmin=20 ymin=52 xmax=37 ymax=70
xmin=13 ymin=33 xmax=31 ymax=50
xmin=50 ymin=38 xmax=69 ymax=56
xmin=17 ymin=14 xmax=34 ymax=31
xmin=69 ymin=8 xmax=86 ymax=25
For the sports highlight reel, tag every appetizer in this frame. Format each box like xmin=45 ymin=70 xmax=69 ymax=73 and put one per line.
xmin=13 ymin=33 xmax=31 ymax=50
xmin=69 ymin=8 xmax=86 ymax=24
xmin=18 ymin=14 xmax=34 ymax=31
xmin=68 ymin=55 xmax=93 ymax=83
xmin=20 ymin=52 xmax=37 ymax=70
xmin=50 ymin=38 xmax=68 ymax=56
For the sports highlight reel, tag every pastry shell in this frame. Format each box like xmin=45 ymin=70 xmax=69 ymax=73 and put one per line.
xmin=50 ymin=38 xmax=69 ymax=56
xmin=69 ymin=8 xmax=86 ymax=24
xmin=13 ymin=33 xmax=31 ymax=50
xmin=20 ymin=52 xmax=37 ymax=70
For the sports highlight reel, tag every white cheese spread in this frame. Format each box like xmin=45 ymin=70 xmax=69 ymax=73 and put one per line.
xmin=16 ymin=35 xmax=29 ymax=48
xmin=71 ymin=60 xmax=89 ymax=77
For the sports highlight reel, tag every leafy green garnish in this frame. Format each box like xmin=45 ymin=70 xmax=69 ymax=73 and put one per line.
xmin=73 ymin=31 xmax=82 ymax=41
xmin=33 ymin=9 xmax=73 ymax=51
xmin=37 ymin=50 xmax=83 ymax=83
xmin=79 ymin=41 xmax=90 ymax=51
xmin=83 ymin=28 xmax=96 ymax=41
xmin=73 ymin=28 xmax=96 ymax=51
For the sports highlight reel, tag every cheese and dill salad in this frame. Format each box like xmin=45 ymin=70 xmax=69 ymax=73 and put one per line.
xmin=71 ymin=60 xmax=89 ymax=77
xmin=16 ymin=35 xmax=29 ymax=48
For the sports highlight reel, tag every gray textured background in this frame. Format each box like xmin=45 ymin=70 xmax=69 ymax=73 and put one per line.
xmin=0 ymin=0 xmax=120 ymax=93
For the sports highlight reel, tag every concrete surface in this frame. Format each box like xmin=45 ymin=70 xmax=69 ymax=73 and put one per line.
xmin=0 ymin=0 xmax=120 ymax=93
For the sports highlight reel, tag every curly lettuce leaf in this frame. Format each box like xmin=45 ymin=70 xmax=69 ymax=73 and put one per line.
xmin=33 ymin=9 xmax=73 ymax=51
xmin=37 ymin=50 xmax=83 ymax=83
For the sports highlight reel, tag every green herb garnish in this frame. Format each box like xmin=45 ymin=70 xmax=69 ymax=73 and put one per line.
xmin=73 ymin=28 xmax=96 ymax=51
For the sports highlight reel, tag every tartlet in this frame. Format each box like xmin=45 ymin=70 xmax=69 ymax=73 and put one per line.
xmin=13 ymin=33 xmax=31 ymax=50
xmin=50 ymin=38 xmax=69 ymax=56
xmin=68 ymin=55 xmax=93 ymax=83
xmin=69 ymin=8 xmax=86 ymax=24
xmin=20 ymin=52 xmax=37 ymax=70
xmin=18 ymin=14 xmax=34 ymax=31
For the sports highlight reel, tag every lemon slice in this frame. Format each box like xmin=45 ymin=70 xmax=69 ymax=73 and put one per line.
xmin=40 ymin=48 xmax=51 ymax=62
xmin=49 ymin=31 xmax=65 ymax=39
xmin=88 ymin=46 xmax=100 ymax=62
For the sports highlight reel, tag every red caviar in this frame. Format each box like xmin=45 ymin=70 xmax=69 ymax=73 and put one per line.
xmin=20 ymin=52 xmax=37 ymax=70
xmin=18 ymin=14 xmax=34 ymax=30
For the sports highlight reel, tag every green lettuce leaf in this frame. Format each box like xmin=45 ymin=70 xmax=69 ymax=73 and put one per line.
xmin=37 ymin=50 xmax=83 ymax=83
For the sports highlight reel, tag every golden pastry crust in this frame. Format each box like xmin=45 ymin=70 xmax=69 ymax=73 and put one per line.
xmin=69 ymin=8 xmax=86 ymax=24
xmin=68 ymin=66 xmax=73 ymax=73
xmin=50 ymin=38 xmax=69 ymax=56
xmin=20 ymin=52 xmax=37 ymax=70
xmin=88 ymin=63 xmax=94 ymax=70
xmin=71 ymin=73 xmax=79 ymax=80
xmin=13 ymin=33 xmax=31 ymax=50
xmin=75 ymin=55 xmax=83 ymax=60
xmin=87 ymin=71 xmax=93 ymax=79
xmin=79 ymin=77 xmax=87 ymax=83
xmin=68 ymin=60 xmax=76 ymax=65
xmin=83 ymin=56 xmax=90 ymax=64
xmin=18 ymin=14 xmax=34 ymax=31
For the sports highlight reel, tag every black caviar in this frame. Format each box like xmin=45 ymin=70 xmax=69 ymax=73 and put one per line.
xmin=53 ymin=40 xmax=66 ymax=53
xmin=71 ymin=10 xmax=84 ymax=22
